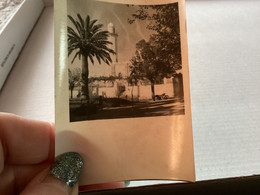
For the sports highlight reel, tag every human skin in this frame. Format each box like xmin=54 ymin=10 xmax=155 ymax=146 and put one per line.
xmin=0 ymin=113 xmax=124 ymax=194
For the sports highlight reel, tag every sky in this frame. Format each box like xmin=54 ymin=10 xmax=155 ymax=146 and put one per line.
xmin=67 ymin=0 xmax=155 ymax=77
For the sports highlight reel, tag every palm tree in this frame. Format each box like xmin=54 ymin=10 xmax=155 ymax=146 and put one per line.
xmin=67 ymin=14 xmax=115 ymax=102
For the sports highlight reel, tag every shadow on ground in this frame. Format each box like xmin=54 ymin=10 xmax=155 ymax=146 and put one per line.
xmin=69 ymin=97 xmax=185 ymax=122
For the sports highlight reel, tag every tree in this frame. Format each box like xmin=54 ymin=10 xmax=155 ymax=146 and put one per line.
xmin=128 ymin=3 xmax=182 ymax=71
xmin=67 ymin=14 xmax=115 ymax=102
xmin=130 ymin=39 xmax=166 ymax=100
xmin=68 ymin=68 xmax=81 ymax=99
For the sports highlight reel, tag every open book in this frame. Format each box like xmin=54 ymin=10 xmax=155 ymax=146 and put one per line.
xmin=55 ymin=0 xmax=195 ymax=186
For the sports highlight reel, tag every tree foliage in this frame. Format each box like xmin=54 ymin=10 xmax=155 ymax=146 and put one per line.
xmin=129 ymin=3 xmax=182 ymax=71
xmin=68 ymin=68 xmax=81 ymax=98
xmin=130 ymin=39 xmax=165 ymax=82
xmin=67 ymin=14 xmax=115 ymax=101
xmin=88 ymin=74 xmax=123 ymax=84
xmin=130 ymin=39 xmax=168 ymax=100
xmin=68 ymin=14 xmax=115 ymax=65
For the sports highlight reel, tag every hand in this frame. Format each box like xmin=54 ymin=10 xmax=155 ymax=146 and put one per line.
xmin=0 ymin=113 xmax=124 ymax=194
xmin=0 ymin=113 xmax=70 ymax=194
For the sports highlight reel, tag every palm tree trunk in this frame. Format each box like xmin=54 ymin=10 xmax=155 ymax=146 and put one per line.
xmin=151 ymin=80 xmax=155 ymax=101
xmin=82 ymin=55 xmax=89 ymax=102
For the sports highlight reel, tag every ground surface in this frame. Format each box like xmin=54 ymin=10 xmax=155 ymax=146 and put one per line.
xmin=70 ymin=97 xmax=185 ymax=122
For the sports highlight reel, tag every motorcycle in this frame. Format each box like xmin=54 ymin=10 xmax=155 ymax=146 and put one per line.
xmin=154 ymin=93 xmax=169 ymax=100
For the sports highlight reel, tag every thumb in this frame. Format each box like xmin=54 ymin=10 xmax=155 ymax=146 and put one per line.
xmin=21 ymin=152 xmax=84 ymax=195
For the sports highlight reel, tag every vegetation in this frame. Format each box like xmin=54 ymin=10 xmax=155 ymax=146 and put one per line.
xmin=128 ymin=3 xmax=181 ymax=100
xmin=88 ymin=74 xmax=122 ymax=84
xmin=130 ymin=39 xmax=165 ymax=100
xmin=67 ymin=14 xmax=115 ymax=102
xmin=68 ymin=68 xmax=81 ymax=99
xmin=128 ymin=3 xmax=182 ymax=71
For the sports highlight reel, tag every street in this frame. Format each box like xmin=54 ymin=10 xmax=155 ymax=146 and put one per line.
xmin=70 ymin=98 xmax=185 ymax=122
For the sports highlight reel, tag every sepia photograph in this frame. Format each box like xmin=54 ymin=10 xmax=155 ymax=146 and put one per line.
xmin=67 ymin=0 xmax=185 ymax=122
xmin=56 ymin=0 xmax=195 ymax=185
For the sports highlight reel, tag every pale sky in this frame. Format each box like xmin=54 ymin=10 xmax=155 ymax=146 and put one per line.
xmin=67 ymin=0 xmax=155 ymax=77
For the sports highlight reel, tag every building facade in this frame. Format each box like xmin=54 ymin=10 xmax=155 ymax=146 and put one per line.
xmin=71 ymin=23 xmax=183 ymax=101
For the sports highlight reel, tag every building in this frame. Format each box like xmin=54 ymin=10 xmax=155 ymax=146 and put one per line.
xmin=71 ymin=22 xmax=183 ymax=101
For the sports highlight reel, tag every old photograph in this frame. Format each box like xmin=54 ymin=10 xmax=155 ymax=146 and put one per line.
xmin=56 ymin=0 xmax=194 ymax=185
xmin=67 ymin=0 xmax=185 ymax=122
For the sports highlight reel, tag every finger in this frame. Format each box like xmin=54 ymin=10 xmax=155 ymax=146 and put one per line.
xmin=0 ymin=139 xmax=4 ymax=173
xmin=21 ymin=167 xmax=73 ymax=195
xmin=21 ymin=152 xmax=83 ymax=195
xmin=0 ymin=163 xmax=51 ymax=194
xmin=0 ymin=113 xmax=55 ymax=165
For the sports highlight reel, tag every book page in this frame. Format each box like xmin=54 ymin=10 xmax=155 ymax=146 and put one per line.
xmin=55 ymin=0 xmax=195 ymax=185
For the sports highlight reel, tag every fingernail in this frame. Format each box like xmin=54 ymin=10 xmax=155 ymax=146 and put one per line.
xmin=50 ymin=152 xmax=84 ymax=187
